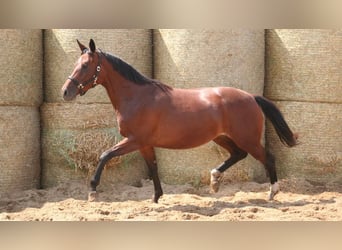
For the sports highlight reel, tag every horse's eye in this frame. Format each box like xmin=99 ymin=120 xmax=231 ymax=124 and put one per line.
xmin=81 ymin=63 xmax=88 ymax=69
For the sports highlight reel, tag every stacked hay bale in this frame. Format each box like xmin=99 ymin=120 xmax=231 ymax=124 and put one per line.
xmin=0 ymin=29 xmax=42 ymax=195
xmin=265 ymin=29 xmax=342 ymax=185
xmin=154 ymin=29 xmax=266 ymax=186
xmin=41 ymin=29 xmax=152 ymax=188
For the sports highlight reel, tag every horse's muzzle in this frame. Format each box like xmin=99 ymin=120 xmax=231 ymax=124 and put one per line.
xmin=61 ymin=85 xmax=76 ymax=101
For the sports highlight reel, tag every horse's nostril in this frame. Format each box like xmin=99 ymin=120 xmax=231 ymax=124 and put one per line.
xmin=63 ymin=89 xmax=68 ymax=97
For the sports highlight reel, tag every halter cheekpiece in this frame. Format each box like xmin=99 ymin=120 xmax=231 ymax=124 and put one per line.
xmin=68 ymin=49 xmax=102 ymax=96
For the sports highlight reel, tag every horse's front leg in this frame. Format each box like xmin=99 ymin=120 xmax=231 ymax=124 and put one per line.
xmin=88 ymin=137 xmax=140 ymax=201
xmin=140 ymin=147 xmax=163 ymax=203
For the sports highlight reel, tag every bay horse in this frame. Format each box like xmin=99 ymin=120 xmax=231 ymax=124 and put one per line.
xmin=61 ymin=39 xmax=298 ymax=203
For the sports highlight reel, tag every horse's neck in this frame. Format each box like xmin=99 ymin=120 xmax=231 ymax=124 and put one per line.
xmin=102 ymin=69 xmax=143 ymax=112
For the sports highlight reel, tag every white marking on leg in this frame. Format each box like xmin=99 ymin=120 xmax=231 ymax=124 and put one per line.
xmin=269 ymin=182 xmax=280 ymax=200
xmin=210 ymin=169 xmax=223 ymax=193
xmin=271 ymin=182 xmax=280 ymax=193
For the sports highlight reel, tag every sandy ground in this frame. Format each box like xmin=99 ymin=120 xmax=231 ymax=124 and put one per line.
xmin=1 ymin=178 xmax=341 ymax=221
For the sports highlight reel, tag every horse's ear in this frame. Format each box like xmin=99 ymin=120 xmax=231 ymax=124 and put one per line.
xmin=77 ymin=39 xmax=87 ymax=52
xmin=89 ymin=39 xmax=96 ymax=53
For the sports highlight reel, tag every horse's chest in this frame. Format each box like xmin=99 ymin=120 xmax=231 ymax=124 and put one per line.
xmin=116 ymin=115 xmax=131 ymax=137
xmin=116 ymin=111 xmax=146 ymax=138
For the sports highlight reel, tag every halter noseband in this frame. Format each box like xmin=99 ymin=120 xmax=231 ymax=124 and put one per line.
xmin=68 ymin=50 xmax=102 ymax=96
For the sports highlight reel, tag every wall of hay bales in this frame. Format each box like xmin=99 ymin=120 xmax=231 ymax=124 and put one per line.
xmin=41 ymin=29 xmax=152 ymax=189
xmin=1 ymin=29 xmax=341 ymax=193
xmin=265 ymin=29 xmax=342 ymax=185
xmin=153 ymin=29 xmax=266 ymax=186
xmin=0 ymin=29 xmax=42 ymax=195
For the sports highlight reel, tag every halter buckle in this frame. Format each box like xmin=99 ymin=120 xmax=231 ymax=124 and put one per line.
xmin=93 ymin=76 xmax=98 ymax=86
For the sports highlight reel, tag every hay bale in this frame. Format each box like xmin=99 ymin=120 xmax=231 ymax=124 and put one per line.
xmin=265 ymin=101 xmax=342 ymax=185
xmin=154 ymin=29 xmax=264 ymax=93
xmin=265 ymin=29 xmax=342 ymax=185
xmin=40 ymin=103 xmax=147 ymax=188
xmin=265 ymin=29 xmax=342 ymax=103
xmin=0 ymin=29 xmax=43 ymax=106
xmin=154 ymin=29 xmax=267 ymax=185
xmin=44 ymin=29 xmax=152 ymax=103
xmin=0 ymin=106 xmax=40 ymax=195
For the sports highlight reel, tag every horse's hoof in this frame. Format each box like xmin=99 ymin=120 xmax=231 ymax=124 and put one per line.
xmin=152 ymin=192 xmax=163 ymax=204
xmin=269 ymin=182 xmax=280 ymax=200
xmin=211 ymin=181 xmax=220 ymax=193
xmin=269 ymin=191 xmax=278 ymax=200
xmin=152 ymin=197 xmax=159 ymax=204
xmin=210 ymin=169 xmax=223 ymax=193
xmin=88 ymin=191 xmax=98 ymax=202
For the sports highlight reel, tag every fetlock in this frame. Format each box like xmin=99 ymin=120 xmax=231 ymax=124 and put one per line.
xmin=210 ymin=169 xmax=223 ymax=193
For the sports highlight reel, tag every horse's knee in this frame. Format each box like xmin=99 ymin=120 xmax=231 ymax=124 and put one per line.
xmin=99 ymin=149 xmax=113 ymax=162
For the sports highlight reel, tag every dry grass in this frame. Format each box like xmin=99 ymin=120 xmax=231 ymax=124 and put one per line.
xmin=67 ymin=130 xmax=121 ymax=173
xmin=41 ymin=128 xmax=121 ymax=184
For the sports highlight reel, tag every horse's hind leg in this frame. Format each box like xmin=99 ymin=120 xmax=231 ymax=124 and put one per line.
xmin=140 ymin=147 xmax=163 ymax=203
xmin=246 ymin=144 xmax=279 ymax=200
xmin=210 ymin=135 xmax=247 ymax=193
xmin=264 ymin=151 xmax=279 ymax=200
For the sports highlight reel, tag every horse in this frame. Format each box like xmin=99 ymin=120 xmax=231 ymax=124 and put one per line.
xmin=61 ymin=39 xmax=298 ymax=203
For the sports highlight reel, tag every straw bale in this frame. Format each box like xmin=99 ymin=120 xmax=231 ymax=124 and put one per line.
xmin=265 ymin=29 xmax=342 ymax=103
xmin=0 ymin=106 xmax=40 ymax=194
xmin=154 ymin=29 xmax=265 ymax=93
xmin=154 ymin=29 xmax=267 ymax=185
xmin=40 ymin=102 xmax=116 ymax=130
xmin=44 ymin=29 xmax=152 ymax=103
xmin=0 ymin=29 xmax=43 ymax=106
xmin=40 ymin=103 xmax=147 ymax=188
xmin=265 ymin=101 xmax=342 ymax=185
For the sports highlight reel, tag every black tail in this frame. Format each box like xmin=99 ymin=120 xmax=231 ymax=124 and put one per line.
xmin=254 ymin=96 xmax=298 ymax=147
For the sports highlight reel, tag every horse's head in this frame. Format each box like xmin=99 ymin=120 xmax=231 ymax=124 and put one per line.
xmin=62 ymin=39 xmax=103 ymax=101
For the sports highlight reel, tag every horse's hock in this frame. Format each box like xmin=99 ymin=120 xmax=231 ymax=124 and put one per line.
xmin=0 ymin=30 xmax=42 ymax=195
xmin=154 ymin=29 xmax=267 ymax=185
xmin=41 ymin=29 xmax=152 ymax=188
xmin=265 ymin=29 xmax=342 ymax=185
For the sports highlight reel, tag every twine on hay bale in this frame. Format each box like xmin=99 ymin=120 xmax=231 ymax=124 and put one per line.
xmin=40 ymin=103 xmax=147 ymax=188
xmin=0 ymin=106 xmax=40 ymax=195
xmin=44 ymin=29 xmax=152 ymax=103
xmin=265 ymin=29 xmax=342 ymax=103
xmin=154 ymin=29 xmax=267 ymax=185
xmin=0 ymin=29 xmax=43 ymax=107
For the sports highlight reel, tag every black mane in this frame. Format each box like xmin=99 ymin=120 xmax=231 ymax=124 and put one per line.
xmin=103 ymin=52 xmax=172 ymax=92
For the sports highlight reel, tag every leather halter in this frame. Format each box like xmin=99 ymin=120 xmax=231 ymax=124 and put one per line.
xmin=68 ymin=50 xmax=102 ymax=96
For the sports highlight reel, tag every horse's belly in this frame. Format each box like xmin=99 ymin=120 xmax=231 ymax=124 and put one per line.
xmin=152 ymin=111 xmax=223 ymax=149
